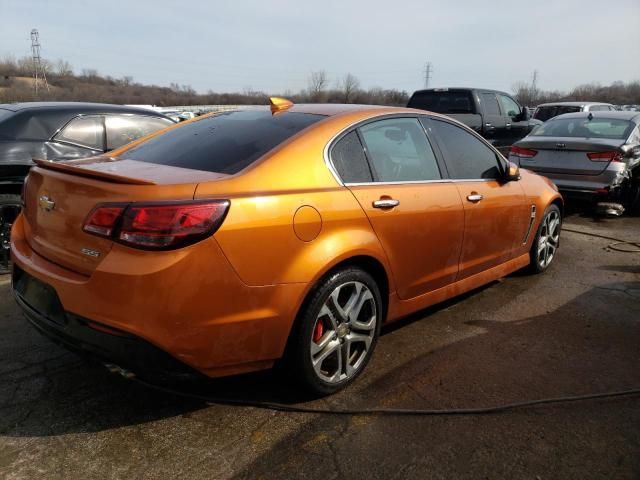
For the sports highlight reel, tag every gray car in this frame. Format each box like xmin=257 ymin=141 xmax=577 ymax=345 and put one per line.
xmin=0 ymin=102 xmax=175 ymax=273
xmin=509 ymin=111 xmax=640 ymax=215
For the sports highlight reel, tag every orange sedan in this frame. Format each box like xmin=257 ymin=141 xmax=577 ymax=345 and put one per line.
xmin=11 ymin=99 xmax=563 ymax=394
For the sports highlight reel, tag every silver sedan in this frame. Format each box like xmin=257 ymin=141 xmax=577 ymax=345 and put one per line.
xmin=509 ymin=111 xmax=640 ymax=215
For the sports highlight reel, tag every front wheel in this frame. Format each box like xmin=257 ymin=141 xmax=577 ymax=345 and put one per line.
xmin=0 ymin=194 xmax=22 ymax=275
xmin=528 ymin=204 xmax=562 ymax=274
xmin=287 ymin=268 xmax=382 ymax=396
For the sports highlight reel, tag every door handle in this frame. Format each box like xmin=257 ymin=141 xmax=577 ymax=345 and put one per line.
xmin=372 ymin=198 xmax=400 ymax=209
xmin=466 ymin=194 xmax=483 ymax=203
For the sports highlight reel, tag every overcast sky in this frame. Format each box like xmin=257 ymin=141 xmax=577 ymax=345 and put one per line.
xmin=1 ymin=0 xmax=639 ymax=95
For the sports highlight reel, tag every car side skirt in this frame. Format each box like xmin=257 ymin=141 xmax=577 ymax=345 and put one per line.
xmin=387 ymin=253 xmax=530 ymax=321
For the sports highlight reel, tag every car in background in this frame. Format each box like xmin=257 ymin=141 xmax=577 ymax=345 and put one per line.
xmin=622 ymin=105 xmax=640 ymax=112
xmin=160 ymin=110 xmax=196 ymax=122
xmin=532 ymin=102 xmax=615 ymax=122
xmin=178 ymin=111 xmax=196 ymax=121
xmin=11 ymin=99 xmax=562 ymax=394
xmin=510 ymin=111 xmax=640 ymax=215
xmin=0 ymin=102 xmax=175 ymax=273
xmin=159 ymin=110 xmax=182 ymax=122
xmin=407 ymin=88 xmax=541 ymax=151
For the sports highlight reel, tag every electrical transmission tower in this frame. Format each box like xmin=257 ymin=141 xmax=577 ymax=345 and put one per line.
xmin=30 ymin=29 xmax=50 ymax=95
xmin=424 ymin=62 xmax=433 ymax=88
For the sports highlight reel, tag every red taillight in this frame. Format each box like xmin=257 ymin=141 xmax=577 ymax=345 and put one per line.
xmin=83 ymin=205 xmax=126 ymax=237
xmin=510 ymin=146 xmax=538 ymax=158
xmin=587 ymin=151 xmax=622 ymax=162
xmin=83 ymin=200 xmax=229 ymax=250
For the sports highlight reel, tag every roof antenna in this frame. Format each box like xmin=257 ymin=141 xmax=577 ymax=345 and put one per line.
xmin=587 ymin=112 xmax=593 ymax=121
xmin=270 ymin=97 xmax=294 ymax=114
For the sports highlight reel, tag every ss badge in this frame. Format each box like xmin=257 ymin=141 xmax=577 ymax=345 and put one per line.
xmin=81 ymin=248 xmax=101 ymax=258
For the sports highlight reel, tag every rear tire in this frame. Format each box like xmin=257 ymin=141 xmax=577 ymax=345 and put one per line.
xmin=0 ymin=194 xmax=22 ymax=275
xmin=286 ymin=268 xmax=382 ymax=396
xmin=527 ymin=204 xmax=562 ymax=274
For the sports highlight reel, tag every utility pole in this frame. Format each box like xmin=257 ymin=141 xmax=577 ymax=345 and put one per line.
xmin=424 ymin=62 xmax=433 ymax=88
xmin=531 ymin=69 xmax=539 ymax=104
xmin=30 ymin=29 xmax=50 ymax=96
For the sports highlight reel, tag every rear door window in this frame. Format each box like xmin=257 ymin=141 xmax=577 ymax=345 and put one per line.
xmin=359 ymin=117 xmax=441 ymax=182
xmin=330 ymin=131 xmax=373 ymax=183
xmin=120 ymin=110 xmax=325 ymax=174
xmin=427 ymin=119 xmax=502 ymax=179
xmin=55 ymin=115 xmax=104 ymax=150
xmin=106 ymin=114 xmax=173 ymax=150
xmin=480 ymin=93 xmax=501 ymax=116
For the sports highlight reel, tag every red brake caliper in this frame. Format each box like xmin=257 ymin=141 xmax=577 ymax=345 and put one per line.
xmin=313 ymin=319 xmax=324 ymax=343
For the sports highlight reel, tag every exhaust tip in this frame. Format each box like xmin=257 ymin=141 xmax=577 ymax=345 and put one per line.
xmin=103 ymin=362 xmax=136 ymax=379
xmin=596 ymin=202 xmax=625 ymax=217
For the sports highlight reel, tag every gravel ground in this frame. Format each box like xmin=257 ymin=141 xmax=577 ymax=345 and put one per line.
xmin=0 ymin=212 xmax=638 ymax=480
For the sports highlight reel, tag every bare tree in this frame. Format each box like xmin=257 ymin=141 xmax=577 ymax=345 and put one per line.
xmin=308 ymin=70 xmax=328 ymax=101
xmin=341 ymin=73 xmax=360 ymax=103
xmin=56 ymin=59 xmax=73 ymax=76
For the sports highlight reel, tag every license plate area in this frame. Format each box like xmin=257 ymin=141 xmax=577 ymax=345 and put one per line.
xmin=13 ymin=266 xmax=67 ymax=325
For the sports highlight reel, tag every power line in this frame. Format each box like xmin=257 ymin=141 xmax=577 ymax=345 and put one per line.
xmin=30 ymin=28 xmax=49 ymax=95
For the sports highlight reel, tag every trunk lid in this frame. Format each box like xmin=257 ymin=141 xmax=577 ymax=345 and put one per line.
xmin=22 ymin=157 xmax=228 ymax=275
xmin=512 ymin=137 xmax=625 ymax=175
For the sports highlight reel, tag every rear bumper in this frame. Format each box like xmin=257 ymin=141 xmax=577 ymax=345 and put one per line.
xmin=13 ymin=265 xmax=203 ymax=382
xmin=522 ymin=165 xmax=628 ymax=200
xmin=10 ymin=214 xmax=308 ymax=378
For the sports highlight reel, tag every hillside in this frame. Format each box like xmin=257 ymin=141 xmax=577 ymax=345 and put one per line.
xmin=1 ymin=56 xmax=638 ymax=107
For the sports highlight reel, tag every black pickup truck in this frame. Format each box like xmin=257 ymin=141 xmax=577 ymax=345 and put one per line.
xmin=407 ymin=88 xmax=542 ymax=149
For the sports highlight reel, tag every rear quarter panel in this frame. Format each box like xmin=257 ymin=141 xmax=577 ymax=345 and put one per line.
xmin=210 ymin=189 xmax=393 ymax=288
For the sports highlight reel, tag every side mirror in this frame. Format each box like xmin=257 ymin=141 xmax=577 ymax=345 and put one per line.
xmin=505 ymin=161 xmax=520 ymax=182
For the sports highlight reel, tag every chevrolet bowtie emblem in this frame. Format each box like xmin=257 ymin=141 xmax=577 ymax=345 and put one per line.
xmin=38 ymin=195 xmax=55 ymax=212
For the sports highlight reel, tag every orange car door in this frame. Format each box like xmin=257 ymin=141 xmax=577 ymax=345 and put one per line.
xmin=424 ymin=117 xmax=529 ymax=280
xmin=330 ymin=117 xmax=465 ymax=300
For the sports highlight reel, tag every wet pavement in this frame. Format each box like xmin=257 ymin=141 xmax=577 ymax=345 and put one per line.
xmin=1 ymin=212 xmax=639 ymax=479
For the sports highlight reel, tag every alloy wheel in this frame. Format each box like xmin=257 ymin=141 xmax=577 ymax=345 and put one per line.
xmin=536 ymin=210 xmax=560 ymax=269
xmin=310 ymin=281 xmax=377 ymax=384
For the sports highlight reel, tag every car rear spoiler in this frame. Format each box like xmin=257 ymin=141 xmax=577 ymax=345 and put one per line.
xmin=32 ymin=158 xmax=157 ymax=185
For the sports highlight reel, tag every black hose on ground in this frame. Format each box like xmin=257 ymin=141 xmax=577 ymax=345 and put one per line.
xmin=562 ymin=227 xmax=640 ymax=252
xmin=133 ymin=377 xmax=640 ymax=416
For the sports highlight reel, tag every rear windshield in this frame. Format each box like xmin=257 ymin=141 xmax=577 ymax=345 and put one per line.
xmin=119 ymin=110 xmax=325 ymax=174
xmin=408 ymin=91 xmax=475 ymax=114
xmin=533 ymin=105 xmax=581 ymax=122
xmin=530 ymin=117 xmax=635 ymax=140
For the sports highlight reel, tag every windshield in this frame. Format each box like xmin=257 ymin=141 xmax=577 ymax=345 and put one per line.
xmin=119 ymin=110 xmax=325 ymax=174
xmin=530 ymin=117 xmax=635 ymax=140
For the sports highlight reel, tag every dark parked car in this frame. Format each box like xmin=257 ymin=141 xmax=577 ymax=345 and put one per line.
xmin=509 ymin=111 xmax=640 ymax=215
xmin=407 ymin=88 xmax=541 ymax=150
xmin=532 ymin=102 xmax=616 ymax=122
xmin=0 ymin=102 xmax=174 ymax=272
